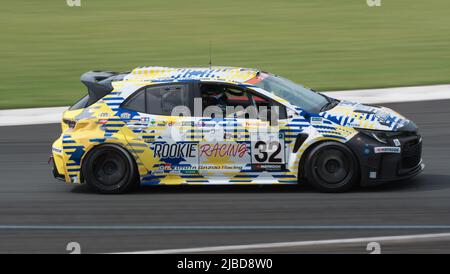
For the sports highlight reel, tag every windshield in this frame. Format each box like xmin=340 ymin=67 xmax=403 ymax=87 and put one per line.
xmin=251 ymin=73 xmax=329 ymax=113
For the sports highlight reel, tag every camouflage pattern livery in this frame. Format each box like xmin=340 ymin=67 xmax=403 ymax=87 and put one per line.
xmin=51 ymin=66 xmax=417 ymax=186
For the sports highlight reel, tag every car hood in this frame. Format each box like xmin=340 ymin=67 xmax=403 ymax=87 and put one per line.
xmin=320 ymin=101 xmax=416 ymax=132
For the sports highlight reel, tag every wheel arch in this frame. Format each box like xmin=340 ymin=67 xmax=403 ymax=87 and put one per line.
xmin=79 ymin=142 xmax=139 ymax=184
xmin=297 ymin=138 xmax=361 ymax=184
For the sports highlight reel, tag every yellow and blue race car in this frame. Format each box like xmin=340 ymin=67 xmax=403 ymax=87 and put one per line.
xmin=51 ymin=66 xmax=424 ymax=193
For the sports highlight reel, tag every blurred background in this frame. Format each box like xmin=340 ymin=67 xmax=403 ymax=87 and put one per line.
xmin=1 ymin=0 xmax=449 ymax=108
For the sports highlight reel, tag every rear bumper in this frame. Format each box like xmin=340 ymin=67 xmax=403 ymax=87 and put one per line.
xmin=347 ymin=132 xmax=424 ymax=186
xmin=49 ymin=155 xmax=66 ymax=182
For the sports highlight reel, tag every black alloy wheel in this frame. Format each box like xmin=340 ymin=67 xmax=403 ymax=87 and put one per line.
xmin=304 ymin=141 xmax=359 ymax=193
xmin=82 ymin=144 xmax=138 ymax=194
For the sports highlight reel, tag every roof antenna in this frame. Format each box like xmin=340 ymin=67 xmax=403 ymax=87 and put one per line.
xmin=209 ymin=40 xmax=212 ymax=69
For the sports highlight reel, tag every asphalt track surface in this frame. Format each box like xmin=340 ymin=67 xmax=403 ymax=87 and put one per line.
xmin=0 ymin=100 xmax=449 ymax=254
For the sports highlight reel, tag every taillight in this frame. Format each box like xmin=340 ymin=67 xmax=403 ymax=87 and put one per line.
xmin=63 ymin=119 xmax=76 ymax=129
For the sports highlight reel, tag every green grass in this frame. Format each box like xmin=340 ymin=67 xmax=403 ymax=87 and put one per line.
xmin=1 ymin=0 xmax=449 ymax=109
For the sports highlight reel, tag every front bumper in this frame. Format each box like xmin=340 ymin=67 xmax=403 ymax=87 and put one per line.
xmin=347 ymin=132 xmax=424 ymax=186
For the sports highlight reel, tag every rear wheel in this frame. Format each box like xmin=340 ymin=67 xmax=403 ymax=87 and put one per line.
xmin=82 ymin=144 xmax=139 ymax=194
xmin=304 ymin=142 xmax=359 ymax=193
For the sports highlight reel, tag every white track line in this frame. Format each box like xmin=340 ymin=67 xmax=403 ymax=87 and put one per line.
xmin=116 ymin=232 xmax=450 ymax=254
xmin=1 ymin=84 xmax=449 ymax=127
xmin=0 ymin=106 xmax=67 ymax=126
xmin=323 ymin=84 xmax=450 ymax=104
xmin=0 ymin=225 xmax=450 ymax=230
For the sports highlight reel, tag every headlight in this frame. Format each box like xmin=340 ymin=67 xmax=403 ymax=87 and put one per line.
xmin=357 ymin=129 xmax=389 ymax=144
xmin=355 ymin=128 xmax=419 ymax=144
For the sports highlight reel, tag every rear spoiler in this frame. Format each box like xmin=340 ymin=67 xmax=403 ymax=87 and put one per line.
xmin=80 ymin=71 xmax=127 ymax=104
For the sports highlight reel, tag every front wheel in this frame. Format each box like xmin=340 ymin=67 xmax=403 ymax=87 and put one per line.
xmin=82 ymin=144 xmax=139 ymax=194
xmin=303 ymin=142 xmax=359 ymax=193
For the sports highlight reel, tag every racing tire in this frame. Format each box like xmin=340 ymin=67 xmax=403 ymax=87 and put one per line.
xmin=82 ymin=144 xmax=139 ymax=194
xmin=304 ymin=142 xmax=359 ymax=193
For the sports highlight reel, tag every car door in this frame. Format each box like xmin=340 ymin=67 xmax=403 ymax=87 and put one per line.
xmin=245 ymin=91 xmax=289 ymax=178
xmin=249 ymin=90 xmax=304 ymax=184
xmin=196 ymin=82 xmax=289 ymax=183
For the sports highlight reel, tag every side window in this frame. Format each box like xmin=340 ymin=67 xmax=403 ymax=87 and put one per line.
xmin=122 ymin=84 xmax=189 ymax=116
xmin=224 ymin=87 xmax=253 ymax=108
xmin=200 ymin=84 xmax=253 ymax=118
xmin=199 ymin=83 xmax=287 ymax=120
xmin=251 ymin=93 xmax=287 ymax=120
xmin=146 ymin=85 xmax=188 ymax=116
xmin=123 ymin=90 xmax=146 ymax=113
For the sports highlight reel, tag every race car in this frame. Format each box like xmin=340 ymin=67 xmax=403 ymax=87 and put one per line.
xmin=50 ymin=66 xmax=424 ymax=193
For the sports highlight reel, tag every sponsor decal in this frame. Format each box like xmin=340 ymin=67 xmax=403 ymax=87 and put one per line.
xmin=244 ymin=120 xmax=267 ymax=127
xmin=199 ymin=143 xmax=248 ymax=158
xmin=199 ymin=165 xmax=243 ymax=170
xmin=311 ymin=117 xmax=323 ymax=125
xmin=157 ymin=120 xmax=167 ymax=126
xmin=251 ymin=164 xmax=286 ymax=171
xmin=98 ymin=119 xmax=108 ymax=125
xmin=99 ymin=112 xmax=110 ymax=118
xmin=141 ymin=117 xmax=150 ymax=124
xmin=182 ymin=121 xmax=194 ymax=127
xmin=120 ymin=113 xmax=131 ymax=119
xmin=393 ymin=138 xmax=401 ymax=147
xmin=153 ymin=143 xmax=198 ymax=158
xmin=156 ymin=163 xmax=198 ymax=173
xmin=224 ymin=132 xmax=235 ymax=140
xmin=180 ymin=170 xmax=199 ymax=174
xmin=161 ymin=163 xmax=172 ymax=170
xmin=374 ymin=147 xmax=401 ymax=154
xmin=347 ymin=122 xmax=362 ymax=127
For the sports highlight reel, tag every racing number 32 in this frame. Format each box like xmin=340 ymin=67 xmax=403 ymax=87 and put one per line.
xmin=253 ymin=141 xmax=284 ymax=163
